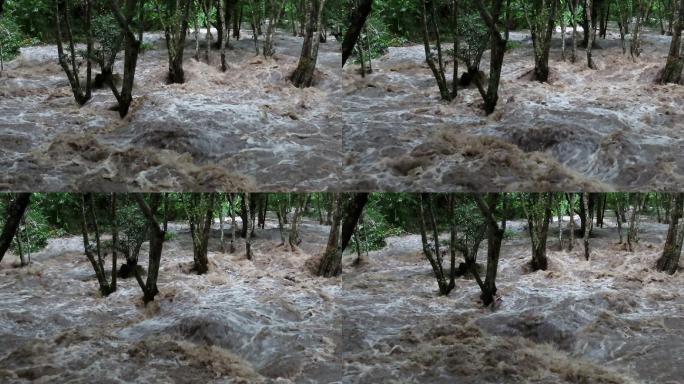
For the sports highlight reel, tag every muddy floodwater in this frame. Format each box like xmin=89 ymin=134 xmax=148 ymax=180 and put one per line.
xmin=0 ymin=30 xmax=343 ymax=192
xmin=1 ymin=29 xmax=683 ymax=191
xmin=1 ymin=217 xmax=682 ymax=383
xmin=340 ymin=30 xmax=684 ymax=191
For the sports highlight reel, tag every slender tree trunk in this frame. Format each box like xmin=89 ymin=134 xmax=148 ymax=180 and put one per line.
xmin=111 ymin=194 xmax=118 ymax=292
xmin=474 ymin=194 xmax=506 ymax=306
xmin=661 ymin=0 xmax=684 ymax=83
xmin=263 ymin=0 xmax=287 ymax=57
xmin=616 ymin=196 xmax=624 ymax=243
xmin=290 ymin=0 xmax=327 ymax=87
xmin=627 ymin=193 xmax=643 ymax=252
xmin=570 ymin=0 xmax=579 ymax=62
xmin=567 ymin=193 xmax=575 ymax=251
xmin=318 ymin=193 xmax=343 ymax=277
xmin=420 ymin=0 xmax=451 ymax=101
xmin=557 ymin=194 xmax=563 ymax=248
xmin=133 ymin=194 xmax=166 ymax=304
xmin=656 ymin=194 xmax=684 ymax=274
xmin=474 ymin=0 xmax=510 ymax=115
xmin=582 ymin=193 xmax=591 ymax=260
xmin=219 ymin=201 xmax=226 ymax=253
xmin=418 ymin=194 xmax=449 ymax=295
xmin=526 ymin=0 xmax=558 ymax=82
xmin=109 ymin=0 xmax=143 ymax=118
xmin=585 ymin=0 xmax=597 ymax=68
xmin=244 ymin=193 xmax=252 ymax=260
xmin=0 ymin=193 xmax=31 ymax=263
xmin=228 ymin=193 xmax=237 ymax=253
xmin=524 ymin=193 xmax=552 ymax=271
xmin=80 ymin=194 xmax=113 ymax=296
xmin=340 ymin=193 xmax=369 ymax=253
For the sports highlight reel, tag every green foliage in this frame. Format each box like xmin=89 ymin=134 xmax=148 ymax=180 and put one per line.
xmin=16 ymin=207 xmax=50 ymax=254
xmin=0 ymin=13 xmax=38 ymax=61
xmin=0 ymin=196 xmax=50 ymax=255
xmin=506 ymin=40 xmax=524 ymax=51
xmin=91 ymin=13 xmax=123 ymax=68
xmin=354 ymin=207 xmax=404 ymax=252
xmin=116 ymin=200 xmax=149 ymax=258
xmin=2 ymin=0 xmax=52 ymax=41
xmin=456 ymin=5 xmax=490 ymax=70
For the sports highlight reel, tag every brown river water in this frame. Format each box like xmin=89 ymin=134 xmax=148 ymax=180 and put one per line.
xmin=0 ymin=216 xmax=682 ymax=383
xmin=1 ymin=29 xmax=682 ymax=191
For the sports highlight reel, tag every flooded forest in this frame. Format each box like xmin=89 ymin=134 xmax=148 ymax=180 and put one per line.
xmin=1 ymin=0 xmax=684 ymax=383
xmin=0 ymin=0 xmax=682 ymax=191
xmin=0 ymin=192 xmax=683 ymax=383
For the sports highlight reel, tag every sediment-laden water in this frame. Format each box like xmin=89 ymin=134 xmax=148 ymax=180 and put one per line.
xmin=0 ymin=217 xmax=681 ymax=383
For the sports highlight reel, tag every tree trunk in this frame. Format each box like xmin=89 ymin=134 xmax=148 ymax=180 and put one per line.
xmin=524 ymin=193 xmax=552 ymax=271
xmin=55 ymin=0 xmax=92 ymax=105
xmin=656 ymin=194 xmax=684 ymax=274
xmin=420 ymin=0 xmax=451 ymax=101
xmin=244 ymin=193 xmax=253 ymax=260
xmin=527 ymin=0 xmax=558 ymax=82
xmin=290 ymin=0 xmax=327 ymax=87
xmin=570 ymin=0 xmax=579 ymax=62
xmin=318 ymin=193 xmax=343 ymax=277
xmin=110 ymin=193 xmax=118 ymax=292
xmin=340 ymin=193 xmax=369 ymax=253
xmin=219 ymin=201 xmax=226 ymax=253
xmin=133 ymin=194 xmax=166 ymax=304
xmin=289 ymin=194 xmax=306 ymax=251
xmin=474 ymin=194 xmax=506 ymax=306
xmin=263 ymin=0 xmax=287 ymax=57
xmin=616 ymin=196 xmax=624 ymax=243
xmin=0 ymin=193 xmax=31 ymax=263
xmin=474 ymin=1 xmax=509 ymax=115
xmin=627 ymin=193 xmax=643 ymax=252
xmin=567 ymin=193 xmax=575 ymax=251
xmin=341 ymin=0 xmax=372 ymax=66
xmin=582 ymin=193 xmax=591 ymax=260
xmin=164 ymin=0 xmax=192 ymax=83
xmin=228 ymin=193 xmax=237 ymax=253
xmin=661 ymin=0 xmax=684 ymax=84
xmin=187 ymin=193 xmax=215 ymax=274
xmin=585 ymin=0 xmax=597 ymax=68
xmin=109 ymin=0 xmax=143 ymax=118
xmin=418 ymin=194 xmax=450 ymax=295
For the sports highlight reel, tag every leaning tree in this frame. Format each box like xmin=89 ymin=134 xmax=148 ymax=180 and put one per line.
xmin=0 ymin=193 xmax=32 ymax=264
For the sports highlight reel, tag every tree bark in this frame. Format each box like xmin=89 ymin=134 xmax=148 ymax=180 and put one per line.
xmin=523 ymin=193 xmax=552 ymax=271
xmin=525 ymin=0 xmax=558 ymax=82
xmin=581 ymin=193 xmax=591 ymax=260
xmin=163 ymin=0 xmax=192 ymax=83
xmin=291 ymin=0 xmax=327 ymax=87
xmin=186 ymin=193 xmax=215 ymax=274
xmin=474 ymin=193 xmax=506 ymax=306
xmin=418 ymin=194 xmax=451 ymax=295
xmin=133 ymin=194 xmax=167 ymax=304
xmin=340 ymin=193 xmax=369 ymax=252
xmin=0 ymin=194 xmax=31 ymax=264
xmin=341 ymin=0 xmax=373 ymax=66
xmin=661 ymin=0 xmax=684 ymax=83
xmin=474 ymin=0 xmax=510 ymax=115
xmin=656 ymin=193 xmax=684 ymax=274
xmin=627 ymin=193 xmax=643 ymax=252
xmin=228 ymin=193 xmax=237 ymax=253
xmin=244 ymin=193 xmax=253 ymax=260
xmin=108 ymin=0 xmax=143 ymax=117
xmin=585 ymin=0 xmax=597 ymax=68
xmin=318 ymin=193 xmax=343 ymax=277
